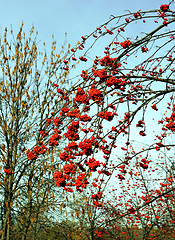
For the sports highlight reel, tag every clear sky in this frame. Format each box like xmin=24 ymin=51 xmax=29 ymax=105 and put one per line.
xmin=1 ymin=0 xmax=173 ymax=207
xmin=1 ymin=0 xmax=171 ymax=143
xmin=0 ymin=0 xmax=170 ymax=48
xmin=1 ymin=0 xmax=173 ymax=144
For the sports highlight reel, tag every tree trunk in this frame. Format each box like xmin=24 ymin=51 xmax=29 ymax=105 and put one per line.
xmin=1 ymin=176 xmax=13 ymax=240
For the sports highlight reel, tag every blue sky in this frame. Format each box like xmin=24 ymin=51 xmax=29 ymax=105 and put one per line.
xmin=0 ymin=0 xmax=170 ymax=48
xmin=1 ymin=0 xmax=173 ymax=138
xmin=1 ymin=0 xmax=173 ymax=205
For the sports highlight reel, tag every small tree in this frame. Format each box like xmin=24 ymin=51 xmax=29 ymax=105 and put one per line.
xmin=0 ymin=24 xmax=71 ymax=240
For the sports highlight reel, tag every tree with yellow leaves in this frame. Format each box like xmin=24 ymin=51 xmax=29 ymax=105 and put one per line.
xmin=0 ymin=24 xmax=71 ymax=240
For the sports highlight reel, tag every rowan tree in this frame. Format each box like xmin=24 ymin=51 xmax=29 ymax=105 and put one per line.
xmin=29 ymin=2 xmax=175 ymax=240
